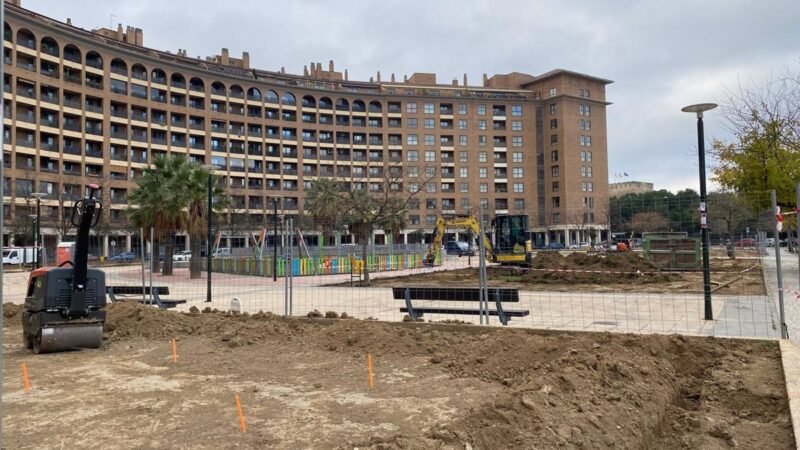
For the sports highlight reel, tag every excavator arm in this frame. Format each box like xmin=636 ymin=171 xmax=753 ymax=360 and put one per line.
xmin=424 ymin=215 xmax=492 ymax=266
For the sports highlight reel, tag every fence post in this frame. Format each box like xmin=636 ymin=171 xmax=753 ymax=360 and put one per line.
xmin=139 ymin=229 xmax=146 ymax=304
xmin=772 ymin=190 xmax=788 ymax=339
xmin=478 ymin=211 xmax=488 ymax=325
xmin=796 ymin=182 xmax=799 ymax=289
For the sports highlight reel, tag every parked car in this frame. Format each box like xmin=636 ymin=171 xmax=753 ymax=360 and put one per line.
xmin=569 ymin=242 xmax=591 ymax=250
xmin=547 ymin=242 xmax=565 ymax=250
xmin=173 ymin=250 xmax=192 ymax=262
xmin=735 ymin=238 xmax=756 ymax=247
xmin=766 ymin=238 xmax=775 ymax=247
xmin=213 ymin=247 xmax=232 ymax=257
xmin=109 ymin=251 xmax=136 ymax=262
xmin=444 ymin=241 xmax=474 ymax=256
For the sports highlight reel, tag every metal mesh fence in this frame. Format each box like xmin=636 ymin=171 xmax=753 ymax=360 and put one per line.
xmin=4 ymin=191 xmax=796 ymax=341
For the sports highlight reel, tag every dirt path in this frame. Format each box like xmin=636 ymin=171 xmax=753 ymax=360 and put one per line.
xmin=2 ymin=302 xmax=793 ymax=449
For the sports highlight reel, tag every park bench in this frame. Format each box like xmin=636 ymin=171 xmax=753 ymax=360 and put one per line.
xmin=106 ymin=285 xmax=187 ymax=310
xmin=392 ymin=286 xmax=529 ymax=326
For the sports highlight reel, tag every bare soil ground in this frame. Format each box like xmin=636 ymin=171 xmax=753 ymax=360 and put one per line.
xmin=356 ymin=253 xmax=765 ymax=295
xmin=2 ymin=302 xmax=792 ymax=449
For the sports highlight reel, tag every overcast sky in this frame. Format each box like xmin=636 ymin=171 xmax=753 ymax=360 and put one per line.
xmin=25 ymin=0 xmax=800 ymax=193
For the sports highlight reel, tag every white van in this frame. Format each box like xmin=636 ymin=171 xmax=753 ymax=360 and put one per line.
xmin=213 ymin=247 xmax=231 ymax=258
xmin=3 ymin=247 xmax=37 ymax=265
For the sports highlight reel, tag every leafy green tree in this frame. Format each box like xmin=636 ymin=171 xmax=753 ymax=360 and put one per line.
xmin=305 ymin=172 xmax=420 ymax=285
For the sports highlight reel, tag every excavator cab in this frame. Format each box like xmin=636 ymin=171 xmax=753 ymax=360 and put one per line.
xmin=493 ymin=215 xmax=533 ymax=264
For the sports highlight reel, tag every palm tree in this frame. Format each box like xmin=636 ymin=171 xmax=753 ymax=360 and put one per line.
xmin=128 ymin=155 xmax=227 ymax=277
xmin=184 ymin=166 xmax=227 ymax=279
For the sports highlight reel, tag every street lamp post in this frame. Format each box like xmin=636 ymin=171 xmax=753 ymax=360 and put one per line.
xmin=30 ymin=192 xmax=46 ymax=269
xmin=201 ymin=165 xmax=219 ymax=303
xmin=681 ymin=103 xmax=718 ymax=321
xmin=270 ymin=197 xmax=279 ymax=282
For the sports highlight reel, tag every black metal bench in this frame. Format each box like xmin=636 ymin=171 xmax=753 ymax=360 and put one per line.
xmin=106 ymin=286 xmax=187 ymax=310
xmin=392 ymin=287 xmax=529 ymax=326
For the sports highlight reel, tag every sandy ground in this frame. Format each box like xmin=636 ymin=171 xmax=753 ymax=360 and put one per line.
xmin=1 ymin=302 xmax=794 ymax=449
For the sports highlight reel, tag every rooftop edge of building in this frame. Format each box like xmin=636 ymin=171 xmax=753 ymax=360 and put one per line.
xmin=5 ymin=0 xmax=613 ymax=93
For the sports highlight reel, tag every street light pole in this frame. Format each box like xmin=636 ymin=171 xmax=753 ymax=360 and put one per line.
xmin=272 ymin=197 xmax=278 ymax=282
xmin=31 ymin=193 xmax=45 ymax=268
xmin=682 ymin=103 xmax=717 ymax=321
xmin=201 ymin=165 xmax=219 ymax=303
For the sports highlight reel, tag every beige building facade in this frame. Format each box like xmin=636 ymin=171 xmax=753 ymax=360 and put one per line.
xmin=1 ymin=0 xmax=611 ymax=253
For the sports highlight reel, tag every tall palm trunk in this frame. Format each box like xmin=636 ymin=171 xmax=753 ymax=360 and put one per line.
xmin=162 ymin=234 xmax=175 ymax=276
xmin=189 ymin=234 xmax=203 ymax=279
xmin=151 ymin=235 xmax=160 ymax=273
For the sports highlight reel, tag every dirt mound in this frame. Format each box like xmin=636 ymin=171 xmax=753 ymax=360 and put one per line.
xmin=3 ymin=303 xmax=24 ymax=323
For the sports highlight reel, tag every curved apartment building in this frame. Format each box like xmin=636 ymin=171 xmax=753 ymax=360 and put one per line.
xmin=2 ymin=0 xmax=611 ymax=253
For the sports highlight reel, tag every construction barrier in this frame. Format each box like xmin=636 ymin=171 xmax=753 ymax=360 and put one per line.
xmin=211 ymin=252 xmax=440 ymax=277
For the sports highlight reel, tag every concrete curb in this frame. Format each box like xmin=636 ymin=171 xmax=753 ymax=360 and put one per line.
xmin=779 ymin=339 xmax=800 ymax=449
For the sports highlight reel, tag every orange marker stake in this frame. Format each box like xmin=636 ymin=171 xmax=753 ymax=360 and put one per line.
xmin=235 ymin=394 xmax=247 ymax=432
xmin=21 ymin=363 xmax=31 ymax=393
xmin=172 ymin=338 xmax=178 ymax=364
xmin=367 ymin=353 xmax=374 ymax=388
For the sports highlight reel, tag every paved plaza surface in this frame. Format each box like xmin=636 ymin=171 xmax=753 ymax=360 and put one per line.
xmin=2 ymin=252 xmax=786 ymax=339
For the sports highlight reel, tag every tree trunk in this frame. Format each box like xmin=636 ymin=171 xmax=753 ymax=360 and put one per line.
xmin=361 ymin=231 xmax=370 ymax=285
xmin=151 ymin=235 xmax=160 ymax=273
xmin=162 ymin=234 xmax=175 ymax=276
xmin=189 ymin=234 xmax=203 ymax=279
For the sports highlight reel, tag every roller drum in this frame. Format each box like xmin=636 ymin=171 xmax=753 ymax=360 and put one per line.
xmin=35 ymin=324 xmax=103 ymax=354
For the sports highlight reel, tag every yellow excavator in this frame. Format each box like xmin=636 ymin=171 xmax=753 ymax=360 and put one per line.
xmin=424 ymin=214 xmax=533 ymax=266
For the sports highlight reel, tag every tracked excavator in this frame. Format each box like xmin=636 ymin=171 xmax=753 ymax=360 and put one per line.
xmin=423 ymin=214 xmax=533 ymax=266
xmin=22 ymin=183 xmax=106 ymax=353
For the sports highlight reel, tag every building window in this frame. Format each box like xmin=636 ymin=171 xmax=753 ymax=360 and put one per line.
xmin=580 ymin=119 xmax=591 ymax=130
xmin=514 ymin=198 xmax=525 ymax=210
xmin=511 ymin=105 xmax=523 ymax=117
xmin=458 ymin=119 xmax=467 ymax=130
xmin=587 ymin=182 xmax=594 ymax=192
xmin=458 ymin=104 xmax=467 ymax=115
xmin=478 ymin=135 xmax=487 ymax=146
xmin=551 ymin=150 xmax=559 ymax=162
xmin=549 ymin=103 xmax=557 ymax=115
xmin=407 ymin=102 xmax=417 ymax=113
xmin=552 ymin=181 xmax=559 ymax=192
xmin=586 ymin=136 xmax=592 ymax=147
xmin=479 ymin=168 xmax=488 ymax=178
xmin=479 ymin=183 xmax=488 ymax=193
xmin=579 ymin=104 xmax=592 ymax=116
xmin=512 ymin=167 xmax=523 ymax=178
xmin=424 ymin=135 xmax=435 ymax=146
xmin=580 ymin=135 xmax=587 ymax=146
xmin=408 ymin=118 xmax=418 ymax=129
xmin=461 ymin=197 xmax=470 ymax=209
xmin=460 ymin=182 xmax=469 ymax=193
xmin=478 ymin=104 xmax=486 ymax=116
xmin=552 ymin=213 xmax=560 ymax=224
xmin=424 ymin=166 xmax=436 ymax=178
xmin=513 ymin=183 xmax=524 ymax=193
xmin=581 ymin=166 xmax=593 ymax=177
xmin=407 ymin=134 xmax=418 ymax=145
xmin=511 ymin=121 xmax=522 ymax=131
xmin=580 ymin=89 xmax=591 ymax=98
xmin=550 ymin=134 xmax=558 ymax=146
xmin=425 ymin=182 xmax=436 ymax=193
xmin=408 ymin=166 xmax=419 ymax=177
xmin=424 ymin=118 xmax=435 ymax=129
xmin=425 ymin=150 xmax=435 ymax=162
xmin=408 ymin=150 xmax=418 ymax=161
xmin=459 ymin=135 xmax=468 ymax=146
xmin=424 ymin=103 xmax=434 ymax=114
xmin=478 ymin=120 xmax=487 ymax=130
xmin=512 ymin=152 xmax=523 ymax=163
xmin=460 ymin=167 xmax=468 ymax=178
xmin=549 ymin=87 xmax=557 ymax=97
xmin=584 ymin=197 xmax=594 ymax=208
xmin=511 ymin=136 xmax=523 ymax=147
xmin=580 ymin=150 xmax=586 ymax=161
xmin=550 ymin=119 xmax=558 ymax=129
xmin=408 ymin=182 xmax=419 ymax=193
xmin=459 ymin=151 xmax=468 ymax=162
xmin=479 ymin=151 xmax=487 ymax=163
xmin=551 ymin=166 xmax=559 ymax=177
xmin=552 ymin=197 xmax=560 ymax=208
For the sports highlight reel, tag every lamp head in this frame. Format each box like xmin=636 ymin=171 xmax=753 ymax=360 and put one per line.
xmin=681 ymin=103 xmax=718 ymax=118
